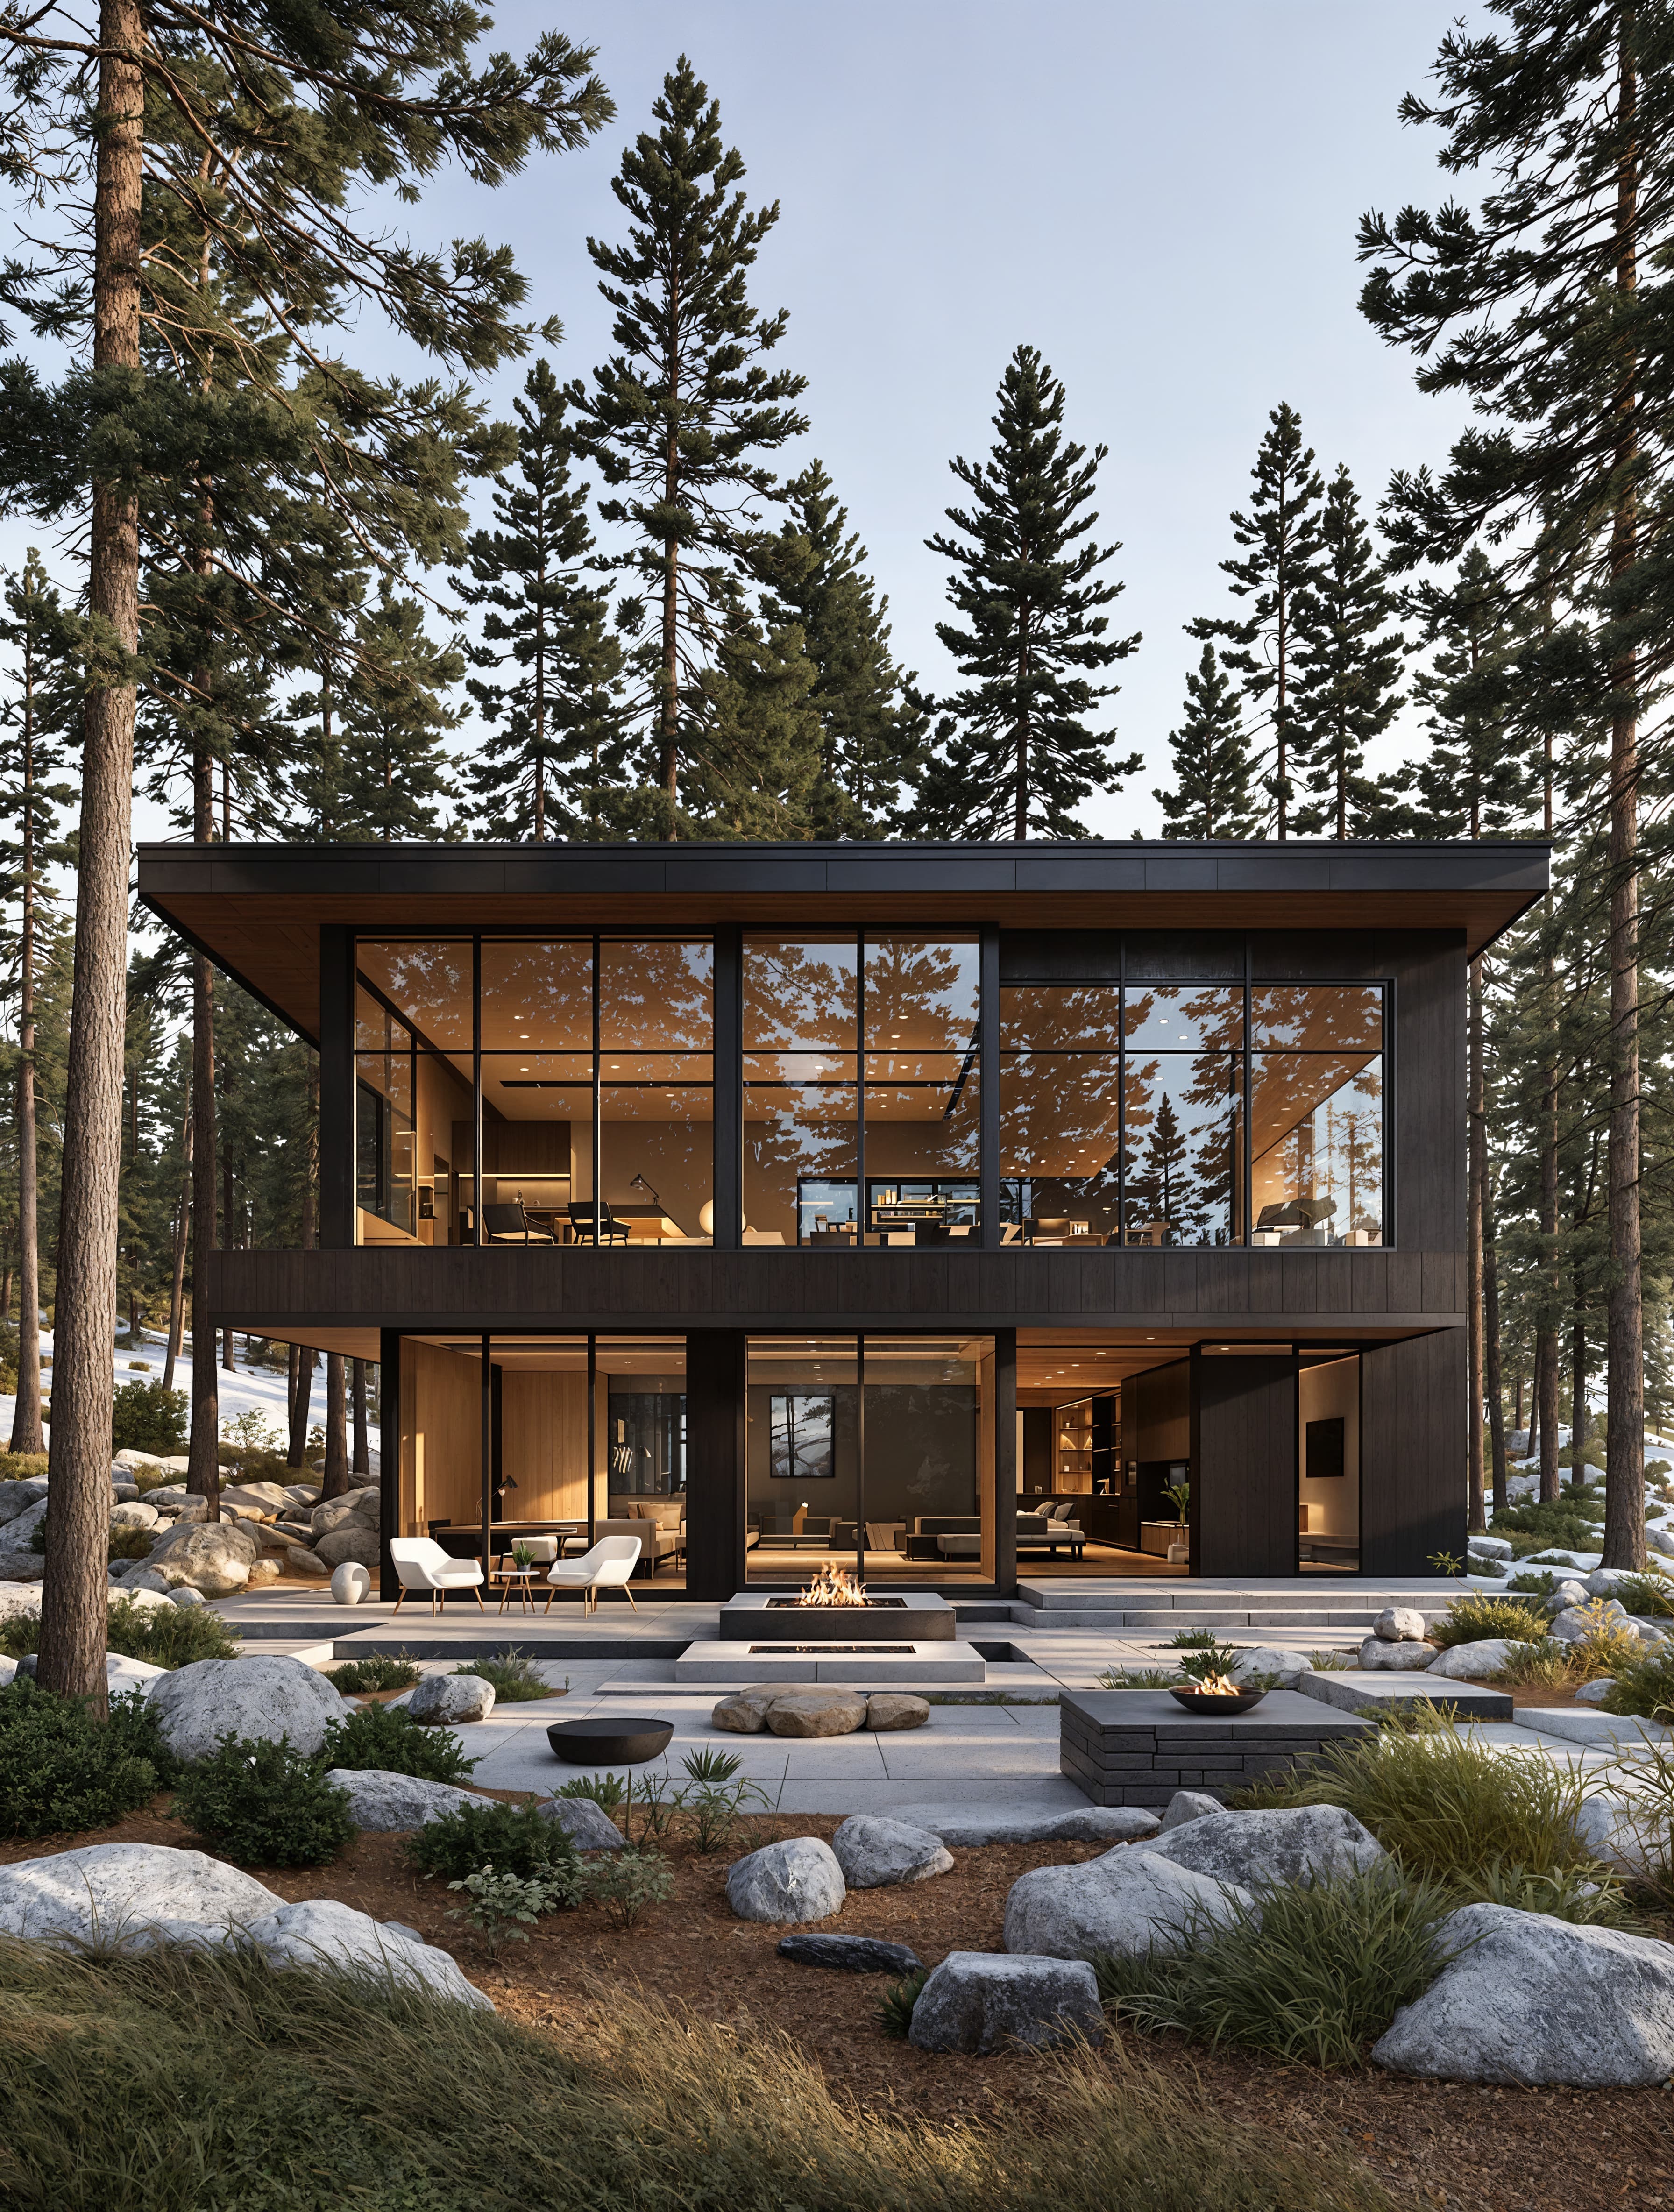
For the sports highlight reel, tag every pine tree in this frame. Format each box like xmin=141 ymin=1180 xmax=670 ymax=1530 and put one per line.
xmin=457 ymin=358 xmax=627 ymax=840
xmin=564 ymin=56 xmax=809 ymax=836
xmin=912 ymin=345 xmax=1141 ymax=840
xmin=1192 ymin=403 xmax=1325 ymax=836
xmin=339 ymin=598 xmax=463 ymax=841
xmin=1406 ymin=548 xmax=1536 ymax=839
xmin=1359 ymin=3 xmax=1674 ymax=1568
xmin=0 ymin=1 xmax=611 ymax=1702
xmin=756 ymin=461 xmax=923 ymax=835
xmin=1291 ymin=466 xmax=1408 ymax=837
xmin=688 ymin=609 xmax=823 ymax=837
xmin=0 ymin=555 xmax=75 ymax=1453
xmin=1155 ymin=641 xmax=1261 ymax=839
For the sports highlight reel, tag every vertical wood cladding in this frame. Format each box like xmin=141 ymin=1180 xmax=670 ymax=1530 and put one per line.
xmin=685 ymin=1330 xmax=746 ymax=1599
xmin=499 ymin=1369 xmax=589 ymax=1520
xmin=1192 ymin=1353 xmax=1298 ymax=1577
xmin=1360 ymin=1329 xmax=1467 ymax=1574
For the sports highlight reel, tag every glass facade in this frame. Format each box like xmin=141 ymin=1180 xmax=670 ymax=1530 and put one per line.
xmin=353 ymin=938 xmax=1387 ymax=1250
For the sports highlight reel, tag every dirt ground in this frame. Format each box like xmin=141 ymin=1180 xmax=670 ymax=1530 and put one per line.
xmin=4 ymin=1800 xmax=1670 ymax=2212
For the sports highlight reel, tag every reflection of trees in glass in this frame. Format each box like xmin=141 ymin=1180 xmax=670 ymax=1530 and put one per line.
xmin=480 ymin=940 xmax=592 ymax=1048
xmin=865 ymin=938 xmax=978 ymax=1049
xmin=744 ymin=940 xmax=857 ymax=1049
xmin=602 ymin=941 xmax=713 ymax=1050
xmin=1124 ymin=1050 xmax=1240 ymax=1244
xmin=1250 ymin=985 xmax=1381 ymax=1054
xmin=359 ymin=942 xmax=472 ymax=1044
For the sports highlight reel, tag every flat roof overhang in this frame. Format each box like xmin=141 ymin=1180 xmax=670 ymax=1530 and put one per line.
xmin=137 ymin=837 xmax=1550 ymax=1047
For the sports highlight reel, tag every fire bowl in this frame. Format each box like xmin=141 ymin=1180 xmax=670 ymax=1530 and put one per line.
xmin=1166 ymin=1687 xmax=1269 ymax=1717
xmin=546 ymin=1717 xmax=675 ymax=1764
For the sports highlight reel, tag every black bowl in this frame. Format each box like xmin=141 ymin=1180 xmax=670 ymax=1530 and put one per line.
xmin=1167 ymin=1686 xmax=1268 ymax=1716
xmin=546 ymin=1717 xmax=675 ymax=1764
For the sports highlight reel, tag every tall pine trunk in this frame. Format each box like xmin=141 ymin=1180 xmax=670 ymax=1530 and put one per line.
xmin=1467 ymin=953 xmax=1486 ymax=1532
xmin=9 ymin=673 xmax=43 ymax=1456
xmin=161 ymin=1111 xmax=190 ymax=1397
xmin=352 ymin=1358 xmax=370 ymax=1475
xmin=37 ymin=0 xmax=145 ymax=1708
xmin=321 ymin=1351 xmax=349 ymax=1499
xmin=1484 ymin=1170 xmax=1508 ymax=1512
xmin=1603 ymin=28 xmax=1646 ymax=1570
xmin=1538 ymin=943 xmax=1561 ymax=1505
xmin=187 ymin=745 xmax=220 ymax=1519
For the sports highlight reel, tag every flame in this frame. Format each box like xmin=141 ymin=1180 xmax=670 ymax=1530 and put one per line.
xmin=1186 ymin=1673 xmax=1240 ymax=1695
xmin=798 ymin=1563 xmax=868 ymax=1607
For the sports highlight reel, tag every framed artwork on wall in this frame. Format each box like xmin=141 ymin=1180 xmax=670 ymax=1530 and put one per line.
xmin=769 ymin=1392 xmax=836 ymax=1481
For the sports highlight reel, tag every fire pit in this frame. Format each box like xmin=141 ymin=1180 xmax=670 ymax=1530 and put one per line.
xmin=718 ymin=1589 xmax=957 ymax=1643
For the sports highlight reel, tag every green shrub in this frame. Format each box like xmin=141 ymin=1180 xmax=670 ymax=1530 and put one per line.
xmin=1095 ymin=1869 xmax=1460 ymax=2069
xmin=1229 ymin=1709 xmax=1603 ymax=1884
xmin=445 ymin=1865 xmax=566 ymax=1957
xmin=878 ymin=1966 xmax=929 ymax=2039
xmin=1600 ymin=1644 xmax=1674 ymax=1721
xmin=108 ymin=1524 xmax=155 ymax=1561
xmin=579 ymin=1845 xmax=674 ymax=1929
xmin=1166 ymin=1628 xmax=1220 ymax=1650
xmin=1610 ymin=1572 xmax=1674 ymax=1619
xmin=405 ymin=1797 xmax=582 ymax=1899
xmin=556 ymin=1771 xmax=625 ymax=1811
xmin=0 ymin=1595 xmax=239 ymax=1667
xmin=1490 ymin=1499 xmax=1603 ymax=1554
xmin=1505 ymin=1567 xmax=1561 ymax=1597
xmin=171 ymin=1735 xmax=355 ymax=1866
xmin=0 ymin=1681 xmax=171 ymax=1839
xmin=111 ymin=1379 xmax=188 ymax=1457
xmin=453 ymin=1649 xmax=551 ymax=1702
xmin=318 ymin=1702 xmax=479 ymax=1782
xmin=0 ymin=1450 xmax=48 ymax=1483
xmin=326 ymin=1653 xmax=420 ymax=1695
xmin=1426 ymin=1593 xmax=1546 ymax=1649
xmin=1488 ymin=1636 xmax=1587 ymax=1689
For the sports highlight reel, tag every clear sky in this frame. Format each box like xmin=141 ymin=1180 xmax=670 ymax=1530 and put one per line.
xmin=416 ymin=0 xmax=1485 ymax=837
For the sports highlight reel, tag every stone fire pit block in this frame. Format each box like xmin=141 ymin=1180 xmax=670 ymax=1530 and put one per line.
xmin=718 ymin=1590 xmax=956 ymax=1642
xmin=1059 ymin=1688 xmax=1375 ymax=1810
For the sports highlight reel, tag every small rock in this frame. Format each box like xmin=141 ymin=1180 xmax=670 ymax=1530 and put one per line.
xmin=145 ymin=1521 xmax=261 ymax=1596
xmin=709 ymin=1682 xmax=808 ymax=1733
xmin=244 ymin=1560 xmax=280 ymax=1588
xmin=725 ymin=1837 xmax=845 ymax=1924
xmin=1426 ymin=1638 xmax=1533 ymax=1679
xmin=908 ymin=1951 xmax=1103 ymax=2055
xmin=326 ymin=1770 xmax=492 ymax=1831
xmin=1551 ymin=1602 xmax=1626 ymax=1644
xmin=865 ymin=1692 xmax=930 ymax=1730
xmin=1159 ymin=1789 xmax=1223 ymax=1832
xmin=890 ymin=1804 xmax=1160 ymax=1848
xmin=777 ymin=1932 xmax=922 ymax=1974
xmin=536 ymin=1796 xmax=624 ymax=1852
xmin=407 ymin=1672 xmax=495 ymax=1724
xmin=1228 ymin=1645 xmax=1313 ymax=1683
xmin=763 ymin=1690 xmax=868 ymax=1738
xmin=1574 ymin=1678 xmax=1615 ymax=1705
xmin=108 ymin=1500 xmax=160 ymax=1531
xmin=382 ymin=1921 xmax=425 ymax=1945
xmin=1469 ymin=1535 xmax=1513 ymax=1560
xmin=831 ymin=1815 xmax=953 ymax=1889
xmin=1586 ymin=1567 xmax=1647 ymax=1599
xmin=330 ymin=1561 xmax=372 ymax=1606
xmin=169 ymin=1586 xmax=206 ymax=1609
xmin=1003 ymin=1848 xmax=1250 ymax=1962
xmin=1373 ymin=1606 xmax=1428 ymax=1643
xmin=1372 ymin=1903 xmax=1674 ymax=2086
xmin=1358 ymin=1637 xmax=1440 ymax=1670
xmin=284 ymin=1546 xmax=331 ymax=1577
xmin=1553 ymin=1579 xmax=1592 ymax=1609
xmin=314 ymin=1525 xmax=381 ymax=1571
xmin=1145 ymin=1805 xmax=1387 ymax=1888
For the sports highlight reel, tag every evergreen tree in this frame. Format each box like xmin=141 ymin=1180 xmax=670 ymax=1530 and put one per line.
xmin=756 ymin=461 xmax=922 ymax=835
xmin=0 ymin=555 xmax=74 ymax=1453
xmin=0 ymin=1 xmax=610 ymax=1701
xmin=1192 ymin=403 xmax=1325 ymax=836
xmin=688 ymin=609 xmax=823 ymax=837
xmin=565 ymin=56 xmax=809 ymax=836
xmin=1155 ymin=641 xmax=1261 ymax=839
xmin=912 ymin=345 xmax=1141 ymax=840
xmin=1291 ymin=466 xmax=1408 ymax=837
xmin=1359 ymin=2 xmax=1674 ymax=1567
xmin=339 ymin=598 xmax=463 ymax=841
xmin=457 ymin=358 xmax=627 ymax=841
xmin=1406 ymin=548 xmax=1536 ymax=839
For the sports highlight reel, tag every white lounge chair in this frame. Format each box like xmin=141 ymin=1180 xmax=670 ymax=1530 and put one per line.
xmin=544 ymin=1535 xmax=641 ymax=1615
xmin=389 ymin=1536 xmax=485 ymax=1616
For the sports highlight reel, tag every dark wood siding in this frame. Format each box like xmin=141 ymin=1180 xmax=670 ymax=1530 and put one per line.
xmin=1192 ymin=1353 xmax=1297 ymax=1577
xmin=1360 ymin=1329 xmax=1467 ymax=1574
xmin=685 ymin=1330 xmax=745 ymax=1600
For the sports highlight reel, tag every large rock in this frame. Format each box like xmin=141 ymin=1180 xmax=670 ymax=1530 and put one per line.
xmin=830 ymin=1815 xmax=953 ymax=1889
xmin=324 ymin=1769 xmax=493 ymax=1831
xmin=1469 ymin=1535 xmax=1513 ymax=1560
xmin=1551 ymin=1601 xmax=1626 ymax=1643
xmin=1003 ymin=1848 xmax=1251 ymax=1962
xmin=219 ymin=1481 xmax=296 ymax=1516
xmin=245 ymin=1560 xmax=280 ymax=1587
xmin=778 ymin=1932 xmax=922 ymax=1974
xmin=148 ymin=1656 xmax=352 ymax=1761
xmin=1145 ymin=1805 xmax=1387 ymax=1888
xmin=865 ymin=1693 xmax=931 ymax=1730
xmin=711 ymin=1682 xmax=807 ymax=1734
xmin=1228 ymin=1646 xmax=1313 ymax=1684
xmin=908 ymin=1951 xmax=1103 ymax=2055
xmin=238 ymin=1898 xmax=491 ymax=2010
xmin=106 ymin=1652 xmax=168 ymax=1698
xmin=313 ymin=1525 xmax=382 ymax=1571
xmin=1372 ymin=1903 xmax=1674 ymax=2086
xmin=310 ymin=1490 xmax=381 ymax=1541
xmin=407 ymin=1672 xmax=495 ymax=1724
xmin=0 ymin=1480 xmax=49 ymax=1525
xmin=1587 ymin=1567 xmax=1655 ymax=1600
xmin=146 ymin=1521 xmax=261 ymax=1595
xmin=1358 ymin=1637 xmax=1440 ymax=1670
xmin=0 ymin=1843 xmax=281 ymax=1948
xmin=1158 ymin=1789 xmax=1223 ymax=1832
xmin=1373 ymin=1606 xmax=1428 ymax=1643
xmin=284 ymin=1546 xmax=331 ymax=1577
xmin=891 ymin=1803 xmax=1160 ymax=1848
xmin=108 ymin=1499 xmax=160 ymax=1531
xmin=763 ymin=1690 xmax=868 ymax=1738
xmin=1426 ymin=1639 xmax=1533 ymax=1679
xmin=725 ymin=1837 xmax=845 ymax=1924
xmin=536 ymin=1795 xmax=624 ymax=1852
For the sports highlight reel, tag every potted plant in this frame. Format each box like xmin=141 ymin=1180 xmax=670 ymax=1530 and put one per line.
xmin=511 ymin=1542 xmax=535 ymax=1572
xmin=1163 ymin=1479 xmax=1190 ymax=1565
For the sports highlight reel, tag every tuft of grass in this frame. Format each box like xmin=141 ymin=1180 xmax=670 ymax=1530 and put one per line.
xmin=556 ymin=1771 xmax=626 ymax=1811
xmin=1095 ymin=1869 xmax=1460 ymax=2069
xmin=1488 ymin=1636 xmax=1588 ymax=1690
xmin=107 ymin=1524 xmax=156 ymax=1561
xmin=318 ymin=1702 xmax=479 ymax=1784
xmin=1600 ymin=1642 xmax=1674 ymax=1722
xmin=1461 ymin=1857 xmax=1637 ymax=1927
xmin=1165 ymin=1628 xmax=1220 ymax=1650
xmin=1096 ymin=1667 xmax=1178 ymax=1690
xmin=0 ymin=1596 xmax=239 ymax=1668
xmin=326 ymin=1652 xmax=420 ymax=1695
xmin=878 ymin=1965 xmax=930 ymax=2039
xmin=1228 ymin=1708 xmax=1604 ymax=1885
xmin=0 ymin=1946 xmax=1412 ymax=2212
xmin=1306 ymin=1650 xmax=1356 ymax=1672
xmin=1426 ymin=1593 xmax=1547 ymax=1650
xmin=0 ymin=1451 xmax=49 ymax=1482
xmin=1609 ymin=1572 xmax=1674 ymax=1619
xmin=453 ymin=1649 xmax=553 ymax=1702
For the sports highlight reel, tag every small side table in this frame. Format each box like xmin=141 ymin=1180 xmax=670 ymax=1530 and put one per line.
xmin=495 ymin=1565 xmax=539 ymax=1616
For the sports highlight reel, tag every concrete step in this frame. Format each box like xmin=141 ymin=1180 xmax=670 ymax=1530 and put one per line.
xmin=1013 ymin=1607 xmax=1383 ymax=1632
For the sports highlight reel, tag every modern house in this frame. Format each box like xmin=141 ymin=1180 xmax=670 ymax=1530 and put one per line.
xmin=138 ymin=836 xmax=1547 ymax=1604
